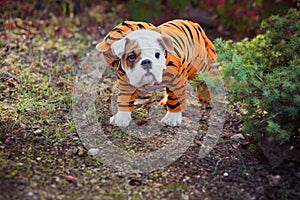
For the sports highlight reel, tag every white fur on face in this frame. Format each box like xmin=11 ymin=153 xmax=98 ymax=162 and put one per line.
xmin=111 ymin=30 xmax=167 ymax=88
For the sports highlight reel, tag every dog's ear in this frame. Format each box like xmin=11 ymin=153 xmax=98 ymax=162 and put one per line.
xmin=158 ymin=36 xmax=174 ymax=54
xmin=111 ymin=38 xmax=128 ymax=58
xmin=96 ymin=41 xmax=109 ymax=52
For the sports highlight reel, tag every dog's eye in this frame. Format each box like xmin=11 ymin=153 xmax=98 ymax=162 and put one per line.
xmin=155 ymin=52 xmax=160 ymax=59
xmin=127 ymin=54 xmax=136 ymax=63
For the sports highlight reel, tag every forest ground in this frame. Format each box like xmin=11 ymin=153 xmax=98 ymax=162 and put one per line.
xmin=0 ymin=1 xmax=299 ymax=199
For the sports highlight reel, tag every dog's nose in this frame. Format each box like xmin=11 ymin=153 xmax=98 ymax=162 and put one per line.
xmin=141 ymin=59 xmax=152 ymax=66
xmin=141 ymin=59 xmax=152 ymax=70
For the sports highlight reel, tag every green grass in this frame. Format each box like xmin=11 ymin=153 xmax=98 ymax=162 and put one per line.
xmin=0 ymin=25 xmax=92 ymax=139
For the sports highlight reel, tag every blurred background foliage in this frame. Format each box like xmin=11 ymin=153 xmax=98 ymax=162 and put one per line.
xmin=126 ymin=0 xmax=296 ymax=31
xmin=0 ymin=0 xmax=297 ymax=39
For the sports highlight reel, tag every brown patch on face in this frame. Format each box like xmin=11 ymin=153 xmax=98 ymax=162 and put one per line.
xmin=121 ymin=38 xmax=142 ymax=70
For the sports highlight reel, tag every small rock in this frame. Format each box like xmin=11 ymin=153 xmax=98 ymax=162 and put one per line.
xmin=100 ymin=83 xmax=109 ymax=89
xmin=34 ymin=129 xmax=43 ymax=135
xmin=77 ymin=146 xmax=84 ymax=156
xmin=223 ymin=172 xmax=229 ymax=177
xmin=64 ymin=169 xmax=70 ymax=174
xmin=181 ymin=193 xmax=189 ymax=200
xmin=268 ymin=174 xmax=281 ymax=186
xmin=65 ymin=149 xmax=73 ymax=156
xmin=183 ymin=176 xmax=190 ymax=182
xmin=36 ymin=157 xmax=42 ymax=161
xmin=53 ymin=142 xmax=59 ymax=146
xmin=255 ymin=186 xmax=264 ymax=194
xmin=88 ymin=148 xmax=99 ymax=156
xmin=54 ymin=176 xmax=61 ymax=183
xmin=24 ymin=192 xmax=38 ymax=200
xmin=26 ymin=192 xmax=34 ymax=196
xmin=20 ymin=123 xmax=27 ymax=129
xmin=90 ymin=178 xmax=98 ymax=184
xmin=4 ymin=137 xmax=14 ymax=146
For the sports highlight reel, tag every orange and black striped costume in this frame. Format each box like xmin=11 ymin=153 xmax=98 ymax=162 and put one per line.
xmin=96 ymin=20 xmax=217 ymax=113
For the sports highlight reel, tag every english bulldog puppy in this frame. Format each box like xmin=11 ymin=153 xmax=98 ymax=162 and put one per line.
xmin=108 ymin=30 xmax=180 ymax=127
xmin=96 ymin=20 xmax=217 ymax=128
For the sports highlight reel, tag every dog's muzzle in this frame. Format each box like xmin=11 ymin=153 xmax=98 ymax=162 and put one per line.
xmin=141 ymin=59 xmax=152 ymax=72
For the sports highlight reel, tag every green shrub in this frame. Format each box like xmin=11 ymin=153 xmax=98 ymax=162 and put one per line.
xmin=127 ymin=0 xmax=162 ymax=21
xmin=216 ymin=9 xmax=300 ymax=143
xmin=126 ymin=0 xmax=192 ymax=21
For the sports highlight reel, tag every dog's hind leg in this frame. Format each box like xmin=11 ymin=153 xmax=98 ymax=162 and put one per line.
xmin=196 ymin=82 xmax=211 ymax=104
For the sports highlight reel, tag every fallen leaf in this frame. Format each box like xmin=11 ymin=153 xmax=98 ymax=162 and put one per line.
xmin=76 ymin=146 xmax=85 ymax=156
xmin=50 ymin=149 xmax=58 ymax=155
xmin=37 ymin=87 xmax=42 ymax=93
xmin=129 ymin=179 xmax=142 ymax=186
xmin=54 ymin=28 xmax=61 ymax=35
xmin=183 ymin=113 xmax=194 ymax=117
xmin=13 ymin=129 xmax=22 ymax=134
xmin=136 ymin=120 xmax=148 ymax=126
xmin=7 ymin=79 xmax=17 ymax=87
xmin=231 ymin=143 xmax=239 ymax=149
xmin=221 ymin=132 xmax=233 ymax=138
xmin=65 ymin=66 xmax=71 ymax=72
xmin=64 ymin=175 xmax=78 ymax=184
xmin=152 ymin=182 xmax=163 ymax=187
xmin=41 ymin=111 xmax=48 ymax=115
xmin=72 ymin=55 xmax=78 ymax=63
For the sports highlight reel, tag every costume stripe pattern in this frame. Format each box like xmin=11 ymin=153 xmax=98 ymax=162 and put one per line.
xmin=98 ymin=20 xmax=217 ymax=112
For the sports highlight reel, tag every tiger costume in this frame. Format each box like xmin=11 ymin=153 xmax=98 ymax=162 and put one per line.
xmin=96 ymin=20 xmax=216 ymax=113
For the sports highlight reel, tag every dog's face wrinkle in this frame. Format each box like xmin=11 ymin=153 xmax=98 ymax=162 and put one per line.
xmin=121 ymin=38 xmax=141 ymax=70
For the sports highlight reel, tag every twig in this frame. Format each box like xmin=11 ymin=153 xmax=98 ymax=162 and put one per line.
xmin=255 ymin=73 xmax=263 ymax=82
xmin=214 ymin=158 xmax=222 ymax=172
xmin=252 ymin=83 xmax=263 ymax=93
xmin=258 ymin=112 xmax=282 ymax=124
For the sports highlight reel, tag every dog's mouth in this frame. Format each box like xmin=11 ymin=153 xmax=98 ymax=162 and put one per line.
xmin=144 ymin=71 xmax=155 ymax=77
xmin=140 ymin=71 xmax=157 ymax=84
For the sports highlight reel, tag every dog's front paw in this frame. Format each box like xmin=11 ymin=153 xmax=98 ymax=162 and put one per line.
xmin=110 ymin=111 xmax=132 ymax=127
xmin=161 ymin=111 xmax=182 ymax=127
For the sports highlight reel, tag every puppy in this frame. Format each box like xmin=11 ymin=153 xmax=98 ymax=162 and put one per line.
xmin=96 ymin=20 xmax=217 ymax=127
